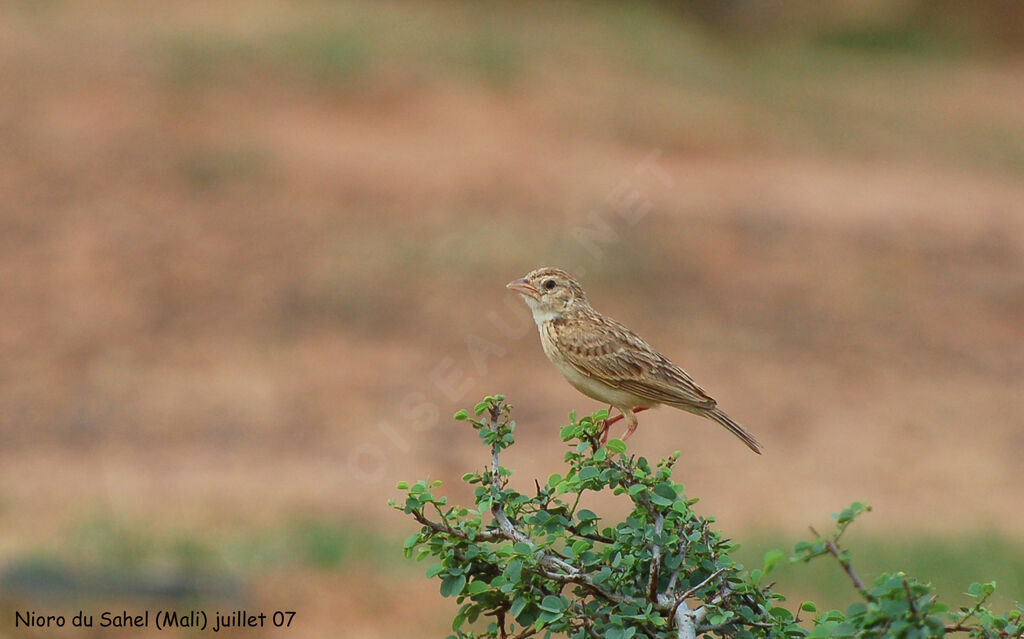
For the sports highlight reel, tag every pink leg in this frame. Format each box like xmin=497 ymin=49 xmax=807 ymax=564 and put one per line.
xmin=598 ymin=405 xmax=614 ymax=444
xmin=621 ymin=409 xmax=639 ymax=440
xmin=600 ymin=407 xmax=649 ymax=442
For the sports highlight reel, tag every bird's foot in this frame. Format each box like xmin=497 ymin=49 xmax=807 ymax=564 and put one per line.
xmin=614 ymin=407 xmax=647 ymax=442
xmin=599 ymin=407 xmax=649 ymax=443
xmin=597 ymin=405 xmax=619 ymax=445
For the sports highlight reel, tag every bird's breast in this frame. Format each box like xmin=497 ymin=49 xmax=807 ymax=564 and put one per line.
xmin=538 ymin=320 xmax=654 ymax=410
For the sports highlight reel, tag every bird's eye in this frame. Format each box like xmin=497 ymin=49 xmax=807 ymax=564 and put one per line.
xmin=543 ymin=279 xmax=556 ymax=290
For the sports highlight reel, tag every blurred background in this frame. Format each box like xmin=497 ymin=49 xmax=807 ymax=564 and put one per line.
xmin=1 ymin=1 xmax=1023 ymax=636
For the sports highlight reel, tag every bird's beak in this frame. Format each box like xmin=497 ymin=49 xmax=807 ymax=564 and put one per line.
xmin=506 ymin=277 xmax=539 ymax=299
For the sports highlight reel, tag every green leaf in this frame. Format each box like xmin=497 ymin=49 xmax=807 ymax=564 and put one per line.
xmin=606 ymin=438 xmax=627 ymax=453
xmin=426 ymin=563 xmax=444 ymax=578
xmin=451 ymin=610 xmax=466 ymax=632
xmin=440 ymin=574 xmax=467 ymax=597
xmin=465 ymin=580 xmax=490 ymax=595
xmin=769 ymin=606 xmax=794 ymax=622
xmin=505 ymin=559 xmax=522 ymax=582
xmin=510 ymin=596 xmax=528 ymax=619
xmin=763 ymin=548 xmax=785 ymax=574
xmin=538 ymin=595 xmax=567 ymax=613
xmin=650 ymin=494 xmax=672 ymax=507
xmin=801 ymin=601 xmax=817 ymax=613
xmin=844 ymin=602 xmax=866 ymax=617
xmin=395 ymin=480 xmax=408 ymax=490
xmin=653 ymin=483 xmax=677 ymax=501
xmin=453 ymin=409 xmax=469 ymax=420
xmin=535 ymin=610 xmax=562 ymax=627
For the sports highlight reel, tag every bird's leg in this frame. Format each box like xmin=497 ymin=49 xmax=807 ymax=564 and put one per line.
xmin=598 ymin=405 xmax=616 ymax=444
xmin=620 ymin=407 xmax=649 ymax=441
xmin=600 ymin=407 xmax=650 ymax=443
xmin=601 ymin=407 xmax=626 ymax=429
xmin=620 ymin=409 xmax=638 ymax=441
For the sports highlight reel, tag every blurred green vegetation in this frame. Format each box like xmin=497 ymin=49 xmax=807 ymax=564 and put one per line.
xmin=0 ymin=514 xmax=403 ymax=600
xmin=145 ymin=2 xmax=1024 ymax=173
xmin=737 ymin=531 xmax=1024 ymax=613
xmin=60 ymin=512 xmax=400 ymax=574
xmin=2 ymin=513 xmax=1019 ymax=614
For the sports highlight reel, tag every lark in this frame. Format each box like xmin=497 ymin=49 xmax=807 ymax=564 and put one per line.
xmin=507 ymin=267 xmax=762 ymax=454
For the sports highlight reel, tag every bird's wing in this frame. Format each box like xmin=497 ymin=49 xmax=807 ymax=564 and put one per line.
xmin=554 ymin=315 xmax=716 ymax=409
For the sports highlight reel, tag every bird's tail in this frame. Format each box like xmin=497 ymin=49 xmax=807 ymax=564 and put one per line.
xmin=706 ymin=407 xmax=763 ymax=455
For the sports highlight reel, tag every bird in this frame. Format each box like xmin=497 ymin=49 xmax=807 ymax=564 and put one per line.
xmin=507 ymin=267 xmax=762 ymax=454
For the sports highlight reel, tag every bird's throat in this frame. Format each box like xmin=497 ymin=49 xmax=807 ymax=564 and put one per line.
xmin=526 ymin=301 xmax=562 ymax=326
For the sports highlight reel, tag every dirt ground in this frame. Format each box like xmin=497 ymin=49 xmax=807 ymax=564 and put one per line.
xmin=1 ymin=2 xmax=1022 ymax=636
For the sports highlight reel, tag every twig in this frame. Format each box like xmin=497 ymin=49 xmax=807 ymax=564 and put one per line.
xmin=567 ymin=489 xmax=583 ymax=518
xmin=509 ymin=627 xmax=538 ymax=639
xmin=809 ymin=525 xmax=873 ymax=601
xmin=531 ymin=565 xmax=639 ymax=607
xmin=495 ymin=609 xmax=507 ymax=639
xmin=943 ymin=586 xmax=1001 ymax=636
xmin=665 ymin=538 xmax=690 ymax=593
xmin=678 ymin=567 xmax=727 ymax=602
xmin=647 ymin=512 xmax=664 ymax=601
xmin=565 ymin=523 xmax=615 ymax=544
xmin=488 ymin=405 xmax=532 ymax=546
xmin=412 ymin=509 xmax=501 ymax=542
xmin=902 ymin=577 xmax=917 ymax=620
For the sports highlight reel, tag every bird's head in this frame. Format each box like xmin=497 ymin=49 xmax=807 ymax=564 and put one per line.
xmin=506 ymin=267 xmax=588 ymax=320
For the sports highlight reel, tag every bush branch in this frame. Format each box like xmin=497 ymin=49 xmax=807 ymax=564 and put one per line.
xmin=809 ymin=525 xmax=872 ymax=601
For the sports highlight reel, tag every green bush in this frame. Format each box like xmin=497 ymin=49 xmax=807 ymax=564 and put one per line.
xmin=393 ymin=395 xmax=1022 ymax=638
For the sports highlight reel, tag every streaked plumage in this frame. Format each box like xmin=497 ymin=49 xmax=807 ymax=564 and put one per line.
xmin=507 ymin=267 xmax=762 ymax=454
